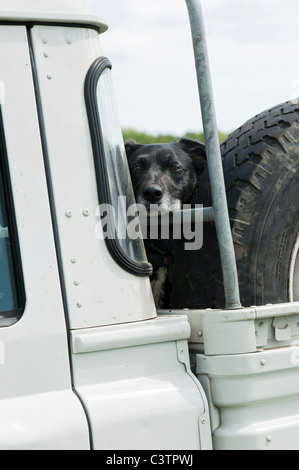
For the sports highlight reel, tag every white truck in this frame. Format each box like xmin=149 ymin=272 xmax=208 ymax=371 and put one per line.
xmin=0 ymin=0 xmax=298 ymax=451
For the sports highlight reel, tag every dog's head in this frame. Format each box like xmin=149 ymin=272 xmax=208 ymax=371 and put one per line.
xmin=125 ymin=138 xmax=206 ymax=212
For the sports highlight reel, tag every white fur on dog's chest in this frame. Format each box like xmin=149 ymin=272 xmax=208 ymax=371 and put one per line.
xmin=151 ymin=267 xmax=168 ymax=308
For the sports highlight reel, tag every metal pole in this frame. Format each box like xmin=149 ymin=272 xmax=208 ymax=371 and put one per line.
xmin=185 ymin=0 xmax=241 ymax=309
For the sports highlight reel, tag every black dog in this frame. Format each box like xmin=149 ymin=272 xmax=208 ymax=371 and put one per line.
xmin=125 ymin=138 xmax=206 ymax=308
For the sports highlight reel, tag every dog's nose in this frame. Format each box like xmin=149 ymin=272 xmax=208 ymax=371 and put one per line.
xmin=143 ymin=186 xmax=163 ymax=203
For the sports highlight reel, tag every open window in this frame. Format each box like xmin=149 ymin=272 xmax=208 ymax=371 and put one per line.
xmin=0 ymin=112 xmax=24 ymax=325
xmin=85 ymin=57 xmax=152 ymax=277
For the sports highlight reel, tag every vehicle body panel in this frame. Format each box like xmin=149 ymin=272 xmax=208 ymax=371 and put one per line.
xmin=30 ymin=24 xmax=156 ymax=330
xmin=182 ymin=302 xmax=299 ymax=450
xmin=0 ymin=24 xmax=89 ymax=449
xmin=71 ymin=316 xmax=212 ymax=450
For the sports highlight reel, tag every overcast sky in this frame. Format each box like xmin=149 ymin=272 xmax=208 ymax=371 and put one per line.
xmin=88 ymin=0 xmax=299 ymax=136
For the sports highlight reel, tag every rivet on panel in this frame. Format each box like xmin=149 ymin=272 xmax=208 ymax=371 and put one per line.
xmin=42 ymin=37 xmax=47 ymax=44
xmin=44 ymin=52 xmax=49 ymax=58
xmin=66 ymin=37 xmax=72 ymax=44
xmin=83 ymin=208 xmax=90 ymax=217
xmin=260 ymin=359 xmax=266 ymax=366
xmin=74 ymin=280 xmax=80 ymax=286
xmin=47 ymin=74 xmax=53 ymax=80
xmin=65 ymin=209 xmax=73 ymax=218
xmin=77 ymin=302 xmax=83 ymax=309
xmin=71 ymin=257 xmax=77 ymax=264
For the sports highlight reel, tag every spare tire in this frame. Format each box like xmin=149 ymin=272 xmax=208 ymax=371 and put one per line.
xmin=169 ymin=101 xmax=299 ymax=309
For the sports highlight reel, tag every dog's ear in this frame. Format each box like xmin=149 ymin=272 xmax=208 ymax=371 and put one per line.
xmin=179 ymin=138 xmax=207 ymax=173
xmin=125 ymin=140 xmax=144 ymax=159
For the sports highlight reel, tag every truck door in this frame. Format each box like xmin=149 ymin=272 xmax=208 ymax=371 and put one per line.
xmin=0 ymin=25 xmax=89 ymax=450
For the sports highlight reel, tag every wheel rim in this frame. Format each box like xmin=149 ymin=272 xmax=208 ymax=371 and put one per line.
xmin=290 ymin=233 xmax=299 ymax=302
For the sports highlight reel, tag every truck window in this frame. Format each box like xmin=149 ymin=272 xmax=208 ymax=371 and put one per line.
xmin=0 ymin=117 xmax=24 ymax=325
xmin=85 ymin=57 xmax=152 ymax=277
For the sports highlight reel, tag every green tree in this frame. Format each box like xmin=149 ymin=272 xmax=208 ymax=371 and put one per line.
xmin=122 ymin=128 xmax=228 ymax=145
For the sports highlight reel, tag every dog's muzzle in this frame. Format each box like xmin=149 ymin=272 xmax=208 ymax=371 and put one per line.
xmin=142 ymin=185 xmax=163 ymax=204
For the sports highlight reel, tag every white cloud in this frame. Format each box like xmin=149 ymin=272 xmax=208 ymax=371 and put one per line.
xmin=88 ymin=0 xmax=299 ymax=135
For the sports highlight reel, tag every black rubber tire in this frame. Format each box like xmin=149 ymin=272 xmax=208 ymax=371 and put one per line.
xmin=168 ymin=101 xmax=299 ymax=309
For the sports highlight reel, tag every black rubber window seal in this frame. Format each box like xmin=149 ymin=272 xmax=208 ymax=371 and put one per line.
xmin=0 ymin=108 xmax=25 ymax=323
xmin=85 ymin=57 xmax=152 ymax=277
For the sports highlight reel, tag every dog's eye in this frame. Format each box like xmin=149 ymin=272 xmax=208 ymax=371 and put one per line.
xmin=171 ymin=165 xmax=181 ymax=172
xmin=132 ymin=166 xmax=141 ymax=172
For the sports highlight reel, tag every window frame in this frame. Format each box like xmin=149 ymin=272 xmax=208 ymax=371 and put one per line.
xmin=85 ymin=57 xmax=152 ymax=277
xmin=0 ymin=108 xmax=25 ymax=325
